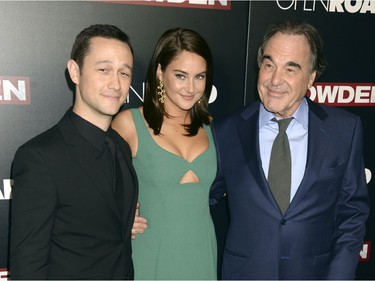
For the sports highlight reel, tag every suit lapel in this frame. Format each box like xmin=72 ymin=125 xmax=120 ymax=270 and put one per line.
xmin=238 ymin=102 xmax=275 ymax=203
xmin=109 ymin=128 xmax=138 ymax=189
xmin=57 ymin=113 xmax=123 ymax=222
xmin=108 ymin=128 xmax=138 ymax=229
xmin=288 ymin=98 xmax=331 ymax=211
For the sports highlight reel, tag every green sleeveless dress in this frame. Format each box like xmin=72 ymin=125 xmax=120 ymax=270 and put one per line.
xmin=130 ymin=108 xmax=217 ymax=280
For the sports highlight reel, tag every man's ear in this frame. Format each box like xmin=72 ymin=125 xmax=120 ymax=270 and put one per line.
xmin=67 ymin=59 xmax=80 ymax=85
xmin=308 ymin=70 xmax=317 ymax=89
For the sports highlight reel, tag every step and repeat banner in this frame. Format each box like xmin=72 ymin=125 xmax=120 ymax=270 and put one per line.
xmin=0 ymin=1 xmax=373 ymax=279
xmin=0 ymin=1 xmax=249 ymax=279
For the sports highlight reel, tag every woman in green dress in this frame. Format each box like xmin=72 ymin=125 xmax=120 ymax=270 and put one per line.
xmin=112 ymin=27 xmax=217 ymax=280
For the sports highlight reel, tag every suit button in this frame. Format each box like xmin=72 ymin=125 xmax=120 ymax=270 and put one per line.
xmin=280 ymin=219 xmax=287 ymax=225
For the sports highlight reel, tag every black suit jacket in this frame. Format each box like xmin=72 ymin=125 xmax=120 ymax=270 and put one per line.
xmin=10 ymin=111 xmax=138 ymax=279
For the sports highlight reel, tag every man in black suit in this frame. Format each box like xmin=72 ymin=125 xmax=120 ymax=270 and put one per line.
xmin=9 ymin=24 xmax=138 ymax=279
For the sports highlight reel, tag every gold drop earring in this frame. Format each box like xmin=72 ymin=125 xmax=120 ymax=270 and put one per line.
xmin=157 ymin=80 xmax=166 ymax=104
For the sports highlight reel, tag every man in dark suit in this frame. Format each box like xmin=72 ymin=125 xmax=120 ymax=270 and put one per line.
xmin=210 ymin=20 xmax=369 ymax=280
xmin=10 ymin=24 xmax=138 ymax=279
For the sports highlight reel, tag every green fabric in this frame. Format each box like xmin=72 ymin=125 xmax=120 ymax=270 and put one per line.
xmin=131 ymin=108 xmax=217 ymax=280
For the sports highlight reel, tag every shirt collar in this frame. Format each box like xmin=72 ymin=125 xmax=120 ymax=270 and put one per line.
xmin=259 ymin=98 xmax=309 ymax=129
xmin=67 ymin=108 xmax=107 ymax=152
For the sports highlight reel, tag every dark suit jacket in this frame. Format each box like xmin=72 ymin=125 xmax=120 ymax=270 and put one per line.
xmin=210 ymin=98 xmax=369 ymax=280
xmin=10 ymin=111 xmax=138 ymax=280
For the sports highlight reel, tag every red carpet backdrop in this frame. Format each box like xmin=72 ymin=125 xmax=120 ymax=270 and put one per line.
xmin=0 ymin=1 xmax=373 ymax=279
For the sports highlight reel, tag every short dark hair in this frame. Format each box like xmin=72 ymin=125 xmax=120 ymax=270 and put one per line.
xmin=70 ymin=24 xmax=133 ymax=69
xmin=144 ymin=27 xmax=213 ymax=136
xmin=257 ymin=20 xmax=327 ymax=80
